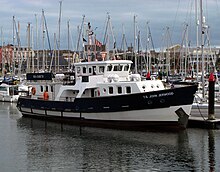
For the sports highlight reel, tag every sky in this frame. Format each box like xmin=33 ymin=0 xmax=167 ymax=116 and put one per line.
xmin=1 ymin=0 xmax=220 ymax=51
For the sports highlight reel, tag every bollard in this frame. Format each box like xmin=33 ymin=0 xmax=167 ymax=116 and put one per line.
xmin=208 ymin=72 xmax=215 ymax=120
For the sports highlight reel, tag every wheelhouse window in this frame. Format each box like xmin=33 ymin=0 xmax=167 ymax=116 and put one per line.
xmin=83 ymin=67 xmax=87 ymax=74
xmin=99 ymin=66 xmax=105 ymax=73
xmin=107 ymin=65 xmax=113 ymax=71
xmin=126 ymin=86 xmax=131 ymax=93
xmin=88 ymin=67 xmax=92 ymax=74
xmin=76 ymin=67 xmax=81 ymax=74
xmin=124 ymin=64 xmax=129 ymax=71
xmin=92 ymin=66 xmax=97 ymax=75
xmin=109 ymin=86 xmax=113 ymax=94
xmin=113 ymin=65 xmax=122 ymax=71
xmin=51 ymin=86 xmax=53 ymax=92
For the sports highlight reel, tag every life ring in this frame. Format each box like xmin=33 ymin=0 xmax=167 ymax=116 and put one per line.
xmin=31 ymin=87 xmax=36 ymax=95
xmin=43 ymin=91 xmax=49 ymax=100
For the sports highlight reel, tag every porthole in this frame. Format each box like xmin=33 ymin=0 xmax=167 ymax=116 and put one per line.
xmin=151 ymin=84 xmax=154 ymax=88
xmin=148 ymin=100 xmax=153 ymax=105
xmin=160 ymin=99 xmax=165 ymax=103
xmin=103 ymin=88 xmax=106 ymax=93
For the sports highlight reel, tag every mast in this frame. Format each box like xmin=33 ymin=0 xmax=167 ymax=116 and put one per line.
xmin=134 ymin=15 xmax=137 ymax=73
xmin=27 ymin=22 xmax=31 ymax=73
xmin=200 ymin=0 xmax=206 ymax=99
xmin=76 ymin=15 xmax=85 ymax=59
xmin=120 ymin=24 xmax=127 ymax=59
xmin=67 ymin=20 xmax=70 ymax=70
xmin=1 ymin=27 xmax=4 ymax=77
xmin=35 ymin=14 xmax=39 ymax=72
xmin=42 ymin=10 xmax=45 ymax=71
xmin=195 ymin=0 xmax=199 ymax=81
xmin=57 ymin=0 xmax=62 ymax=73
xmin=12 ymin=17 xmax=15 ymax=75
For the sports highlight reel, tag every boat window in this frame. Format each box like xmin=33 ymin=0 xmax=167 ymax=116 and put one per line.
xmin=83 ymin=67 xmax=87 ymax=74
xmin=117 ymin=86 xmax=122 ymax=94
xmin=92 ymin=66 xmax=97 ymax=75
xmin=51 ymin=86 xmax=53 ymax=92
xmin=99 ymin=66 xmax=105 ymax=73
xmin=113 ymin=65 xmax=122 ymax=71
xmin=126 ymin=86 xmax=131 ymax=93
xmin=0 ymin=86 xmax=7 ymax=91
xmin=109 ymin=86 xmax=113 ymax=94
xmin=103 ymin=88 xmax=106 ymax=93
xmin=107 ymin=65 xmax=113 ymax=71
xmin=14 ymin=86 xmax=19 ymax=95
xmin=124 ymin=64 xmax=129 ymax=71
xmin=88 ymin=67 xmax=92 ymax=74
xmin=9 ymin=87 xmax=13 ymax=96
xmin=46 ymin=86 xmax=48 ymax=92
xmin=76 ymin=67 xmax=81 ymax=74
xmin=41 ymin=86 xmax=43 ymax=92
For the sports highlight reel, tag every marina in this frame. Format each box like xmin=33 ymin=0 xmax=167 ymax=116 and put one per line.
xmin=0 ymin=102 xmax=220 ymax=171
xmin=1 ymin=0 xmax=220 ymax=171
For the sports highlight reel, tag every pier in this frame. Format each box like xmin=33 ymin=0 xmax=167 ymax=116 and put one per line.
xmin=188 ymin=73 xmax=220 ymax=129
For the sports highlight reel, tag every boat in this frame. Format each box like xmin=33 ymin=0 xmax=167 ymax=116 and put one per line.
xmin=16 ymin=60 xmax=198 ymax=130
xmin=0 ymin=83 xmax=20 ymax=102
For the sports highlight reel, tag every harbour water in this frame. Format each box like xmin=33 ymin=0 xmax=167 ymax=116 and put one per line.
xmin=0 ymin=102 xmax=220 ymax=172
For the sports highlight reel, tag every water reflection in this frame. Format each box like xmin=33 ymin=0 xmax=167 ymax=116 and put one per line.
xmin=16 ymin=117 xmax=196 ymax=171
xmin=0 ymin=102 xmax=219 ymax=171
xmin=208 ymin=130 xmax=215 ymax=172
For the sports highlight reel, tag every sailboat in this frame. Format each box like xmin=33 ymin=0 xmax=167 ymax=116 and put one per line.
xmin=190 ymin=0 xmax=220 ymax=119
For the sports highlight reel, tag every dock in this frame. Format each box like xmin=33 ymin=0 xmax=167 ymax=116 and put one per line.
xmin=188 ymin=117 xmax=220 ymax=129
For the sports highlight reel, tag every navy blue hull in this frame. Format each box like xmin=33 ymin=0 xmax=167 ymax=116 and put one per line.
xmin=17 ymin=83 xmax=197 ymax=130
xmin=17 ymin=84 xmax=197 ymax=113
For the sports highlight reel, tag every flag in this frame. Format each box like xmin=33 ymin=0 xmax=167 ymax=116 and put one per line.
xmin=83 ymin=38 xmax=87 ymax=42
xmin=95 ymin=39 xmax=102 ymax=47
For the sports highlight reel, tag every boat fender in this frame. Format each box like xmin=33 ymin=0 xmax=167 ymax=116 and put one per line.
xmin=43 ymin=91 xmax=49 ymax=100
xmin=31 ymin=87 xmax=36 ymax=95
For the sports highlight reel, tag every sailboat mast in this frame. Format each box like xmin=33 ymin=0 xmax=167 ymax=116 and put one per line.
xmin=27 ymin=22 xmax=31 ymax=73
xmin=1 ymin=27 xmax=4 ymax=76
xmin=200 ymin=0 xmax=205 ymax=99
xmin=57 ymin=0 xmax=62 ymax=73
xmin=195 ymin=0 xmax=199 ymax=81
xmin=42 ymin=10 xmax=45 ymax=71
xmin=134 ymin=15 xmax=137 ymax=73
xmin=35 ymin=14 xmax=39 ymax=72
xmin=67 ymin=20 xmax=70 ymax=70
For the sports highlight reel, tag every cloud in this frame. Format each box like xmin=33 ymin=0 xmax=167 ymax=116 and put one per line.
xmin=0 ymin=0 xmax=220 ymax=49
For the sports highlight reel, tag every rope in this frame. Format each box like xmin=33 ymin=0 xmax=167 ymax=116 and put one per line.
xmin=194 ymin=94 xmax=206 ymax=120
